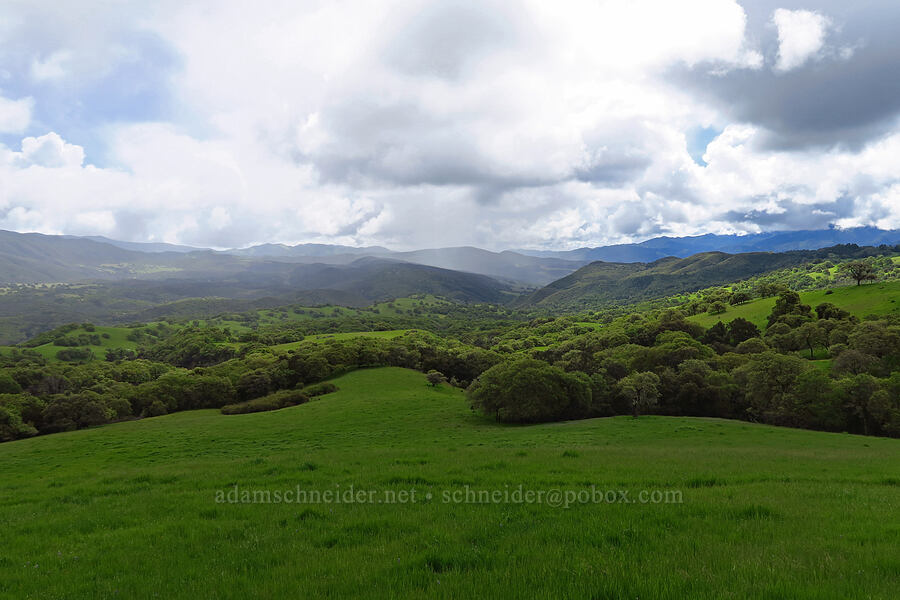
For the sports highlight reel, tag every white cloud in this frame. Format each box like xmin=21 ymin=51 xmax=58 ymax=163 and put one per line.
xmin=772 ymin=8 xmax=831 ymax=72
xmin=18 ymin=132 xmax=85 ymax=167
xmin=0 ymin=94 xmax=33 ymax=133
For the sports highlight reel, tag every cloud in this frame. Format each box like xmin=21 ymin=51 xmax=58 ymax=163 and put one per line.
xmin=30 ymin=49 xmax=72 ymax=81
xmin=772 ymin=8 xmax=831 ymax=72
xmin=0 ymin=93 xmax=32 ymax=133
xmin=670 ymin=2 xmax=900 ymax=150
xmin=0 ymin=0 xmax=897 ymax=251
xmin=16 ymin=132 xmax=85 ymax=167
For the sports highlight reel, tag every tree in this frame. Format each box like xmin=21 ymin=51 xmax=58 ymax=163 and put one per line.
xmin=766 ymin=290 xmax=813 ymax=328
xmin=105 ymin=348 xmax=137 ymax=362
xmin=735 ymin=337 xmax=768 ymax=354
xmin=727 ymin=318 xmax=760 ymax=346
xmin=729 ymin=291 xmax=752 ymax=305
xmin=145 ymin=400 xmax=168 ymax=418
xmin=0 ymin=404 xmax=37 ymax=441
xmin=815 ymin=303 xmax=850 ymax=321
xmin=702 ymin=322 xmax=728 ymax=347
xmin=793 ymin=321 xmax=826 ymax=359
xmin=425 ymin=370 xmax=446 ymax=387
xmin=840 ymin=261 xmax=876 ymax=286
xmin=618 ymin=371 xmax=660 ymax=418
xmin=0 ymin=372 xmax=22 ymax=394
xmin=236 ymin=369 xmax=273 ymax=401
xmin=467 ymin=358 xmax=591 ymax=423
xmin=837 ymin=374 xmax=881 ymax=435
xmin=733 ymin=352 xmax=808 ymax=423
xmin=833 ymin=349 xmax=876 ymax=376
xmin=707 ymin=301 xmax=727 ymax=315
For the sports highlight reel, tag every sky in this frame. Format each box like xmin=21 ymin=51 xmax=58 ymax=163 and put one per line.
xmin=0 ymin=0 xmax=898 ymax=251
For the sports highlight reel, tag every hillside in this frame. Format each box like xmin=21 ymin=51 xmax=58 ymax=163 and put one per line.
xmin=687 ymin=279 xmax=900 ymax=329
xmin=520 ymin=245 xmax=898 ymax=309
xmin=285 ymin=258 xmax=518 ymax=303
xmin=1 ymin=367 xmax=897 ymax=598
xmin=223 ymin=244 xmax=584 ymax=286
xmin=389 ymin=247 xmax=584 ymax=286
xmin=0 ymin=230 xmax=144 ymax=282
xmin=0 ymin=254 xmax=517 ymax=343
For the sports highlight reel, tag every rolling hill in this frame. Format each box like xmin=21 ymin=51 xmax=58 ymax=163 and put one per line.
xmin=0 ymin=256 xmax=515 ymax=344
xmin=519 ymin=244 xmax=899 ymax=309
xmin=687 ymin=279 xmax=900 ymax=329
xmin=222 ymin=244 xmax=584 ymax=285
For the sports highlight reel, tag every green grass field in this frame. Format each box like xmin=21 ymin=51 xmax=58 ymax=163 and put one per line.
xmin=2 ymin=367 xmax=898 ymax=598
xmin=688 ymin=280 xmax=900 ymax=329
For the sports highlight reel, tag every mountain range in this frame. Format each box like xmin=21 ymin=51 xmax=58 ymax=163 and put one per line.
xmin=40 ymin=226 xmax=900 ymax=286
xmin=513 ymin=227 xmax=900 ymax=263
xmin=0 ymin=227 xmax=896 ymax=343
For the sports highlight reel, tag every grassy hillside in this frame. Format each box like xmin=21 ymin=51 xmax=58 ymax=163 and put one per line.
xmin=0 ymin=324 xmax=144 ymax=362
xmin=2 ymin=367 xmax=898 ymax=599
xmin=688 ymin=280 xmax=900 ymax=329
xmin=522 ymin=246 xmax=896 ymax=310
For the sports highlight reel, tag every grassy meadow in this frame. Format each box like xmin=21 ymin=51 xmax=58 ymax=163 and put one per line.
xmin=2 ymin=367 xmax=898 ymax=599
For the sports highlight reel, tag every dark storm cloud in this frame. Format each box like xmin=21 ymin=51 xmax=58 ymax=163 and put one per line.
xmin=671 ymin=1 xmax=900 ymax=149
xmin=573 ymin=155 xmax=651 ymax=185
xmin=719 ymin=194 xmax=873 ymax=230
xmin=383 ymin=1 xmax=519 ymax=80
xmin=300 ymin=98 xmax=561 ymax=192
xmin=303 ymin=95 xmax=658 ymax=196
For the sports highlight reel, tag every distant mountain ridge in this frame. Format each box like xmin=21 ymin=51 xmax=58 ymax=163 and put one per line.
xmin=224 ymin=242 xmax=392 ymax=258
xmin=66 ymin=235 xmax=206 ymax=254
xmin=513 ymin=227 xmax=900 ymax=263
xmin=6 ymin=226 xmax=899 ymax=289
xmin=0 ymin=230 xmax=515 ymax=304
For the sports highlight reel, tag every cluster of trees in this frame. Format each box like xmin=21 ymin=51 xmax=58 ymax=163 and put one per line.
xmin=0 ymin=330 xmax=503 ymax=442
xmin=467 ymin=292 xmax=899 ymax=436
xmin=53 ymin=332 xmax=103 ymax=347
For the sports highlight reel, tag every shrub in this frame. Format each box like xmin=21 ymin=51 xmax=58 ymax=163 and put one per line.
xmin=56 ymin=348 xmax=94 ymax=362
xmin=0 ymin=372 xmax=23 ymax=394
xmin=145 ymin=400 xmax=169 ymax=418
xmin=221 ymin=389 xmax=310 ymax=415
xmin=301 ymin=382 xmax=338 ymax=397
xmin=0 ymin=404 xmax=37 ymax=441
xmin=426 ymin=370 xmax=446 ymax=386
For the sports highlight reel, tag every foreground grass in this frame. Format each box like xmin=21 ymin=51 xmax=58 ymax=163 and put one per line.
xmin=2 ymin=367 xmax=898 ymax=599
